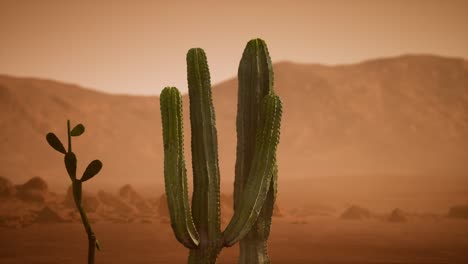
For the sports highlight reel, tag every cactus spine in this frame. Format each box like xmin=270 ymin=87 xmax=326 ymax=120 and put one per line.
xmin=46 ymin=120 xmax=103 ymax=264
xmin=160 ymin=39 xmax=282 ymax=264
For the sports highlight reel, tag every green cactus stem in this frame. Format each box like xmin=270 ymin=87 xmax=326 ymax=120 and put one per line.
xmin=46 ymin=120 xmax=102 ymax=264
xmin=160 ymin=39 xmax=282 ymax=264
xmin=233 ymin=38 xmax=278 ymax=264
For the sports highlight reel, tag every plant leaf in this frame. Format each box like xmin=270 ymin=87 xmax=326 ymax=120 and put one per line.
xmin=81 ymin=160 xmax=102 ymax=182
xmin=46 ymin=133 xmax=66 ymax=154
xmin=64 ymin=152 xmax=77 ymax=180
xmin=223 ymin=94 xmax=282 ymax=246
xmin=95 ymin=239 xmax=102 ymax=251
xmin=70 ymin=124 xmax=85 ymax=137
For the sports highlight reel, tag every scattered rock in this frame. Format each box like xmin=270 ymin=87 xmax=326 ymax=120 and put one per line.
xmin=97 ymin=190 xmax=136 ymax=217
xmin=290 ymin=219 xmax=308 ymax=225
xmin=0 ymin=176 xmax=15 ymax=198
xmin=118 ymin=184 xmax=151 ymax=213
xmin=140 ymin=218 xmax=152 ymax=224
xmin=33 ymin=206 xmax=65 ymax=224
xmin=387 ymin=208 xmax=407 ymax=223
xmin=15 ymin=177 xmax=48 ymax=203
xmin=273 ymin=203 xmax=283 ymax=217
xmin=289 ymin=204 xmax=336 ymax=217
xmin=157 ymin=194 xmax=169 ymax=220
xmin=448 ymin=204 xmax=468 ymax=219
xmin=340 ymin=205 xmax=371 ymax=220
xmin=220 ymin=193 xmax=233 ymax=223
xmin=0 ymin=215 xmax=22 ymax=228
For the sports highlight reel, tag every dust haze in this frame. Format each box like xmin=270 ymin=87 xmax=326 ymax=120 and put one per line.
xmin=1 ymin=55 xmax=468 ymax=263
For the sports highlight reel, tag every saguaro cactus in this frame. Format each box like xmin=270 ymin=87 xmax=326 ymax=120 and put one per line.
xmin=160 ymin=39 xmax=282 ymax=263
xmin=46 ymin=120 xmax=103 ymax=264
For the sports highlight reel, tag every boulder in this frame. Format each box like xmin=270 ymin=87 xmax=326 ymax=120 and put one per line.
xmin=289 ymin=218 xmax=308 ymax=225
xmin=289 ymin=203 xmax=335 ymax=217
xmin=33 ymin=206 xmax=65 ymax=224
xmin=340 ymin=205 xmax=371 ymax=220
xmin=387 ymin=208 xmax=407 ymax=223
xmin=0 ymin=176 xmax=15 ymax=198
xmin=273 ymin=203 xmax=283 ymax=217
xmin=448 ymin=204 xmax=468 ymax=219
xmin=97 ymin=190 xmax=136 ymax=217
xmin=118 ymin=184 xmax=151 ymax=213
xmin=220 ymin=193 xmax=233 ymax=223
xmin=157 ymin=194 xmax=169 ymax=219
xmin=15 ymin=177 xmax=48 ymax=203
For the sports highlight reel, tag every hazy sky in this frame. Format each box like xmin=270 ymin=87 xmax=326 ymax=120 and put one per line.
xmin=1 ymin=0 xmax=467 ymax=95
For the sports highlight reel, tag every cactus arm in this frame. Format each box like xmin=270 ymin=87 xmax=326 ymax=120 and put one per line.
xmin=260 ymin=164 xmax=278 ymax=242
xmin=186 ymin=48 xmax=222 ymax=262
xmin=231 ymin=38 xmax=279 ymax=262
xmin=234 ymin=39 xmax=274 ymax=212
xmin=239 ymin=165 xmax=277 ymax=264
xmin=235 ymin=38 xmax=278 ymax=263
xmin=224 ymin=94 xmax=282 ymax=246
xmin=160 ymin=87 xmax=200 ymax=249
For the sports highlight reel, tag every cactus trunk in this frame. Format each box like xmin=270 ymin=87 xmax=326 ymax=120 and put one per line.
xmin=187 ymin=48 xmax=222 ymax=263
xmin=188 ymin=245 xmax=222 ymax=264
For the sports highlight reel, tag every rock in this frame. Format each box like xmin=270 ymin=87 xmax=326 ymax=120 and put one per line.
xmin=15 ymin=177 xmax=48 ymax=203
xmin=157 ymin=194 xmax=169 ymax=219
xmin=33 ymin=206 xmax=65 ymax=224
xmin=289 ymin=203 xmax=336 ymax=217
xmin=140 ymin=218 xmax=152 ymax=224
xmin=273 ymin=203 xmax=283 ymax=217
xmin=387 ymin=208 xmax=407 ymax=223
xmin=220 ymin=193 xmax=233 ymax=224
xmin=448 ymin=204 xmax=468 ymax=219
xmin=0 ymin=215 xmax=22 ymax=228
xmin=0 ymin=176 xmax=15 ymax=198
xmin=118 ymin=184 xmax=151 ymax=213
xmin=97 ymin=190 xmax=136 ymax=217
xmin=340 ymin=205 xmax=371 ymax=220
xmin=290 ymin=219 xmax=308 ymax=225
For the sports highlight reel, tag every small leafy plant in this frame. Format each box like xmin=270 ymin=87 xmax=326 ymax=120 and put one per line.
xmin=46 ymin=120 xmax=103 ymax=264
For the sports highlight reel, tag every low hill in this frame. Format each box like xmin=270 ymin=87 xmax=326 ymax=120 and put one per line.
xmin=1 ymin=55 xmax=467 ymax=207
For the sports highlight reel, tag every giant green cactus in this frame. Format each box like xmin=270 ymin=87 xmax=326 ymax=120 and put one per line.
xmin=233 ymin=39 xmax=278 ymax=263
xmin=46 ymin=120 xmax=103 ymax=264
xmin=160 ymin=39 xmax=282 ymax=264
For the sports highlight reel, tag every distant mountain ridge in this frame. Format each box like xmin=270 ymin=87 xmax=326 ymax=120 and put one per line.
xmin=1 ymin=54 xmax=467 ymax=194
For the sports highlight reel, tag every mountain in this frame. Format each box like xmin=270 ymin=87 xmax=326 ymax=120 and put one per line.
xmin=1 ymin=55 xmax=467 ymax=197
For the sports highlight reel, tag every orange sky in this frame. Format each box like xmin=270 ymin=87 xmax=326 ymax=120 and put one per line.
xmin=1 ymin=0 xmax=467 ymax=95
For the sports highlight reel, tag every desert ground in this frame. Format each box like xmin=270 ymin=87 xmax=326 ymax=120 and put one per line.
xmin=1 ymin=176 xmax=468 ymax=264
xmin=1 ymin=218 xmax=468 ymax=264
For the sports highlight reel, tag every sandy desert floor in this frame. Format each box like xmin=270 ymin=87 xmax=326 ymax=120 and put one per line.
xmin=1 ymin=217 xmax=467 ymax=264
